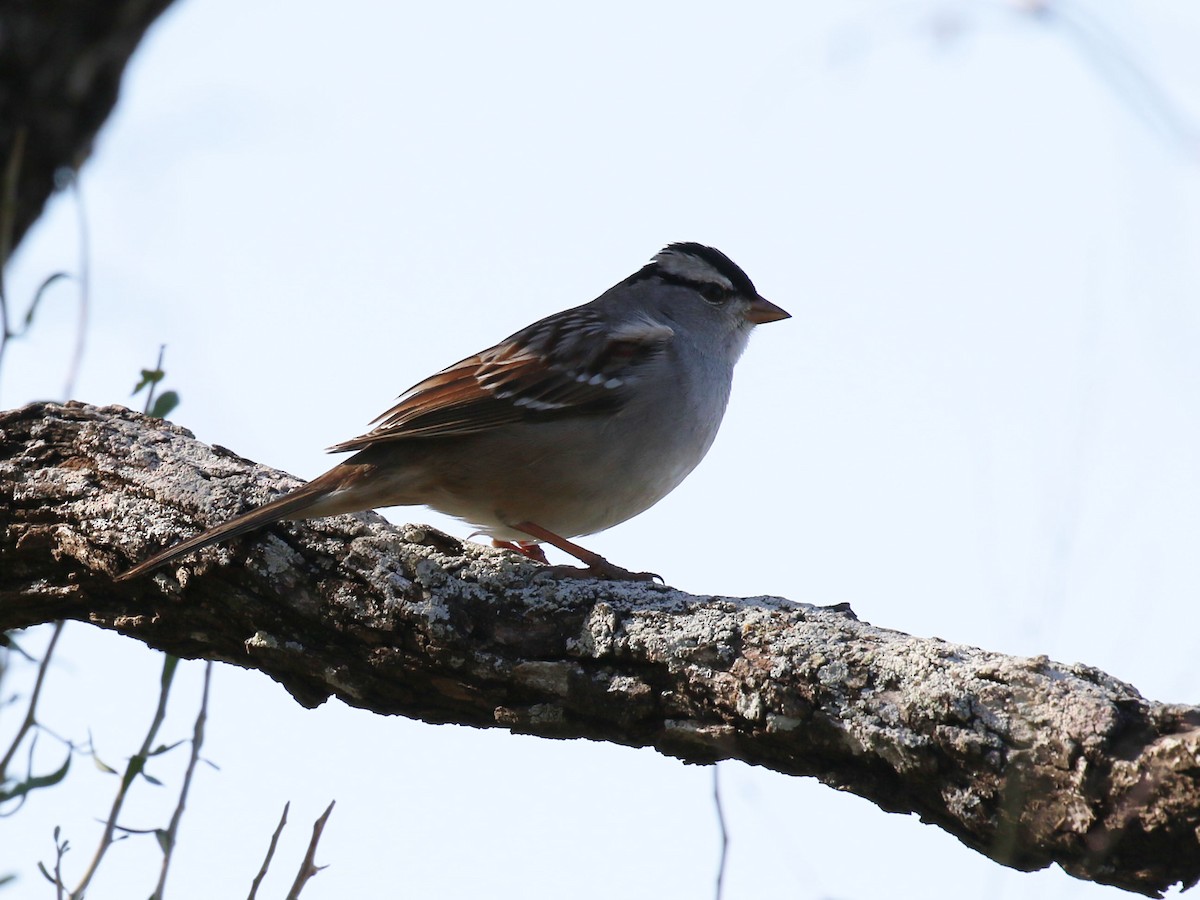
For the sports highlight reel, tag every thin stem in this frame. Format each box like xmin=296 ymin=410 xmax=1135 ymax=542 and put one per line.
xmin=144 ymin=345 xmax=166 ymax=415
xmin=71 ymin=654 xmax=180 ymax=899
xmin=0 ymin=621 xmax=66 ymax=780
xmin=285 ymin=801 xmax=335 ymax=900
xmin=52 ymin=827 xmax=67 ymax=899
xmin=713 ymin=764 xmax=728 ymax=900
xmin=247 ymin=803 xmax=290 ymax=900
xmin=61 ymin=170 xmax=89 ymax=400
xmin=151 ymin=661 xmax=212 ymax=900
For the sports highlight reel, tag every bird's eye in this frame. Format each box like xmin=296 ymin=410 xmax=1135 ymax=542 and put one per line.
xmin=697 ymin=283 xmax=729 ymax=304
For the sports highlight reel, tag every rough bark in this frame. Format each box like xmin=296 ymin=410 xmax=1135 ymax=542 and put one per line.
xmin=0 ymin=0 xmax=179 ymax=260
xmin=2 ymin=401 xmax=1199 ymax=896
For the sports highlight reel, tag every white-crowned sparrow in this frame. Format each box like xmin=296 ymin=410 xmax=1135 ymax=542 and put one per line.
xmin=118 ymin=243 xmax=789 ymax=582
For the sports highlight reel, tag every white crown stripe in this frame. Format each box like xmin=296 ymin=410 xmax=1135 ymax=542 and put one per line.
xmin=653 ymin=247 xmax=735 ymax=290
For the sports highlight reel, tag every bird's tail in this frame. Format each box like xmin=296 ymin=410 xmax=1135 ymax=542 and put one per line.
xmin=115 ymin=478 xmax=338 ymax=582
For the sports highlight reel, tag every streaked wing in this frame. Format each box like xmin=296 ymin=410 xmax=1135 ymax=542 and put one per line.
xmin=328 ymin=309 xmax=674 ymax=452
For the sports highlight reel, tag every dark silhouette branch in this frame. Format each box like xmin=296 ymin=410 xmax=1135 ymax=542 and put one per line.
xmin=0 ymin=0 xmax=179 ymax=262
xmin=2 ymin=401 xmax=1199 ymax=897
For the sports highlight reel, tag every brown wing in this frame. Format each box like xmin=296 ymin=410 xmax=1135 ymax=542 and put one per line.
xmin=328 ymin=309 xmax=674 ymax=453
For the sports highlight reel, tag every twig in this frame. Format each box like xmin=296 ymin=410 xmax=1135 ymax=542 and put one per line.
xmin=247 ymin=802 xmax=290 ymax=900
xmin=713 ymin=764 xmax=729 ymax=900
xmin=1015 ymin=0 xmax=1199 ymax=157
xmin=143 ymin=345 xmax=166 ymax=415
xmin=151 ymin=661 xmax=212 ymax=900
xmin=285 ymin=801 xmax=335 ymax=900
xmin=58 ymin=169 xmax=90 ymax=400
xmin=70 ymin=654 xmax=180 ymax=898
xmin=0 ymin=621 xmax=65 ymax=781
xmin=37 ymin=825 xmax=70 ymax=899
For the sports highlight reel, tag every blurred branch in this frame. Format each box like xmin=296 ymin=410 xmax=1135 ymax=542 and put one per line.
xmin=1018 ymin=0 xmax=1199 ymax=158
xmin=152 ymin=660 xmax=213 ymax=900
xmin=0 ymin=0 xmax=179 ymax=262
xmin=285 ymin=801 xmax=335 ymax=900
xmin=2 ymin=401 xmax=1200 ymax=897
xmin=0 ymin=621 xmax=65 ymax=787
xmin=247 ymin=803 xmax=290 ymax=900
xmin=58 ymin=171 xmax=90 ymax=400
xmin=712 ymin=765 xmax=729 ymax=900
xmin=69 ymin=653 xmax=180 ymax=898
xmin=245 ymin=798 xmax=336 ymax=899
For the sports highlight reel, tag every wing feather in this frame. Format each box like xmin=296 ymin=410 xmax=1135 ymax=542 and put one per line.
xmin=327 ymin=309 xmax=674 ymax=453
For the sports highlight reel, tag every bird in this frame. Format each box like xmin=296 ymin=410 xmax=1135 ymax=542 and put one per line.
xmin=117 ymin=242 xmax=789 ymax=583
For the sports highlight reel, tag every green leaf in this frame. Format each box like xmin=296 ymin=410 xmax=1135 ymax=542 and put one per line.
xmin=155 ymin=828 xmax=172 ymax=853
xmin=148 ymin=390 xmax=180 ymax=420
xmin=0 ymin=754 xmax=70 ymax=803
xmin=131 ymin=368 xmax=165 ymax=396
xmin=149 ymin=739 xmax=185 ymax=757
xmin=140 ymin=771 xmax=163 ymax=787
xmin=16 ymin=272 xmax=71 ymax=336
xmin=92 ymin=755 xmax=118 ymax=775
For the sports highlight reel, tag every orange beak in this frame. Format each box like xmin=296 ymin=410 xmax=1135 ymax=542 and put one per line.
xmin=745 ymin=295 xmax=791 ymax=324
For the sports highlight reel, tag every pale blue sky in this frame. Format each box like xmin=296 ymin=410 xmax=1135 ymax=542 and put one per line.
xmin=5 ymin=1 xmax=1200 ymax=897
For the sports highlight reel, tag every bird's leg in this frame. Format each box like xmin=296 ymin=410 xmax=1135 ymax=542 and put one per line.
xmin=491 ymin=539 xmax=549 ymax=564
xmin=513 ymin=521 xmax=661 ymax=582
xmin=516 ymin=541 xmax=550 ymax=564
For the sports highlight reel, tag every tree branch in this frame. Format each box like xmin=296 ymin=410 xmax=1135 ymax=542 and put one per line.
xmin=0 ymin=0 xmax=179 ymax=262
xmin=2 ymin=401 xmax=1199 ymax=897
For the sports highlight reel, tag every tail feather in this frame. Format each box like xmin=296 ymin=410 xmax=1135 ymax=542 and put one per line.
xmin=116 ymin=481 xmax=335 ymax=581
